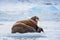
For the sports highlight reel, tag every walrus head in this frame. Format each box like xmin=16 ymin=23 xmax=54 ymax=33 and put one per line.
xmin=31 ymin=16 xmax=39 ymax=22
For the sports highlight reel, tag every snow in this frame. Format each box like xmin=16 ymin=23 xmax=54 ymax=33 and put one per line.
xmin=0 ymin=21 xmax=60 ymax=40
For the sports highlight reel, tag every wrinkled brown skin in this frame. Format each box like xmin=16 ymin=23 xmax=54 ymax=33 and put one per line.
xmin=11 ymin=16 xmax=44 ymax=33
xmin=12 ymin=23 xmax=36 ymax=33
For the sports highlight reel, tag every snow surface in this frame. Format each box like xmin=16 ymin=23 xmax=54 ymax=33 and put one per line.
xmin=0 ymin=21 xmax=60 ymax=40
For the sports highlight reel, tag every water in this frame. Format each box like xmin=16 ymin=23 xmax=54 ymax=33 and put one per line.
xmin=0 ymin=21 xmax=60 ymax=40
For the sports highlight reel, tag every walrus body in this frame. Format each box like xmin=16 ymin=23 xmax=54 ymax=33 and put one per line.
xmin=16 ymin=19 xmax=38 ymax=31
xmin=11 ymin=16 xmax=44 ymax=33
xmin=12 ymin=23 xmax=36 ymax=33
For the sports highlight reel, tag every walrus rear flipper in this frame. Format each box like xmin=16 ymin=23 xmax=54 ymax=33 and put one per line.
xmin=12 ymin=27 xmax=26 ymax=33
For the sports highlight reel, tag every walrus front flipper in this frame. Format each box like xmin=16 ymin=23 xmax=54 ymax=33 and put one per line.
xmin=37 ymin=27 xmax=44 ymax=33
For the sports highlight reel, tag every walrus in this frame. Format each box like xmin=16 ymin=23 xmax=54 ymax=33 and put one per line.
xmin=11 ymin=16 xmax=44 ymax=33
